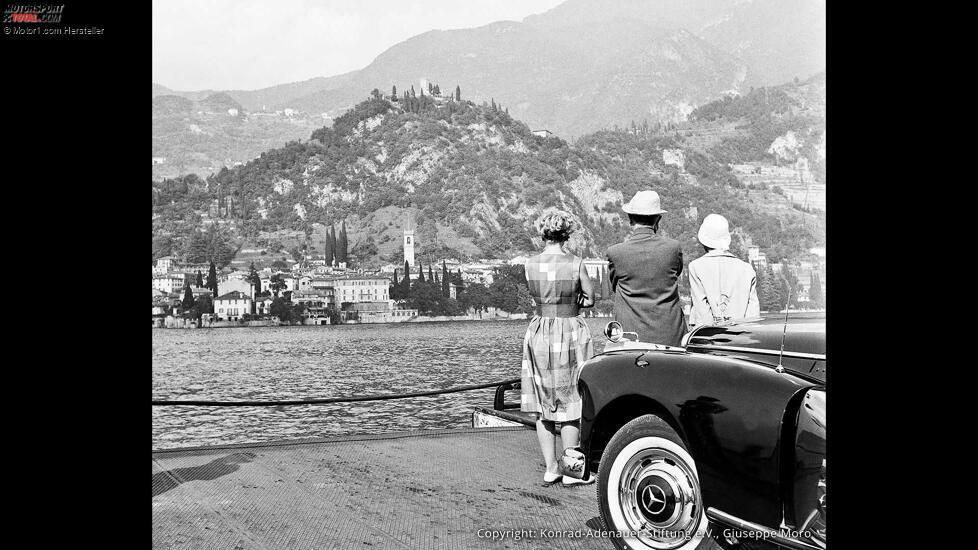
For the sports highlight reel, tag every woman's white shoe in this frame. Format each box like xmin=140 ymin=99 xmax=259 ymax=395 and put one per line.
xmin=543 ymin=471 xmax=561 ymax=484
xmin=561 ymin=474 xmax=594 ymax=486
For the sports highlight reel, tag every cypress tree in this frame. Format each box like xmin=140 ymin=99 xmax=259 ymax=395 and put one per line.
xmin=455 ymin=85 xmax=461 ymax=101
xmin=401 ymin=260 xmax=412 ymax=295
xmin=391 ymin=269 xmax=400 ymax=300
xmin=324 ymin=230 xmax=335 ymax=266
xmin=809 ymin=272 xmax=824 ymax=308
xmin=442 ymin=261 xmax=449 ymax=297
xmin=455 ymin=269 xmax=464 ymax=290
xmin=418 ymin=262 xmax=426 ymax=284
xmin=428 ymin=264 xmax=434 ymax=285
xmin=196 ymin=270 xmax=204 ymax=287
xmin=181 ymin=281 xmax=195 ymax=311
xmin=206 ymin=261 xmax=219 ymax=297
xmin=391 ymin=84 xmax=397 ymax=98
xmin=337 ymin=221 xmax=349 ymax=264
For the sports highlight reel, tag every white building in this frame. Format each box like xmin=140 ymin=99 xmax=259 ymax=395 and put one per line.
xmin=153 ymin=256 xmax=176 ymax=275
xmin=214 ymin=291 xmax=252 ymax=321
xmin=532 ymin=129 xmax=553 ymax=138
xmin=152 ymin=274 xmax=185 ymax=294
xmin=333 ymin=276 xmax=390 ymax=304
xmin=227 ymin=108 xmax=239 ymax=116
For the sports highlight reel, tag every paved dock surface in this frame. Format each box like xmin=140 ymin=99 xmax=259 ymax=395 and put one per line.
xmin=153 ymin=427 xmax=718 ymax=550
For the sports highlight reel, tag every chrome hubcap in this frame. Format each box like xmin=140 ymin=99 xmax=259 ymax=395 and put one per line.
xmin=618 ymin=448 xmax=701 ymax=549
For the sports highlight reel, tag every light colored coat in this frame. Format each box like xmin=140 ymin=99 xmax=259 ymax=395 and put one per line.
xmin=688 ymin=249 xmax=760 ymax=326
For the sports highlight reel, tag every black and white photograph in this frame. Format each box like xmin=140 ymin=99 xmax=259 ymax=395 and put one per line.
xmin=151 ymin=1 xmax=827 ymax=548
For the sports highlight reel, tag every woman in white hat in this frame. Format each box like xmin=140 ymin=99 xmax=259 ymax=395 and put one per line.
xmin=687 ymin=214 xmax=760 ymax=326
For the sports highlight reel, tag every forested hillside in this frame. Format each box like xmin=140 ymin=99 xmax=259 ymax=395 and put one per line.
xmin=152 ymin=83 xmax=823 ymax=271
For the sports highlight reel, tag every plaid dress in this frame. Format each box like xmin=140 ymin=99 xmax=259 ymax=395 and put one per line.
xmin=521 ymin=253 xmax=594 ymax=422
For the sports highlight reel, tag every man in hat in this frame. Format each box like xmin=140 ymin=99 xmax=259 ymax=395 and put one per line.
xmin=606 ymin=190 xmax=686 ymax=346
xmin=688 ymin=214 xmax=760 ymax=326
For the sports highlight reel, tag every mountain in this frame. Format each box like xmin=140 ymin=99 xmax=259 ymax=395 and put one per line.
xmin=153 ymin=0 xmax=824 ymax=178
xmin=698 ymin=0 xmax=826 ymax=86
xmin=152 ymin=93 xmax=324 ymax=180
xmin=277 ymin=16 xmax=747 ymax=139
xmin=152 ymin=83 xmax=823 ymax=272
xmin=152 ymin=72 xmax=357 ymax=110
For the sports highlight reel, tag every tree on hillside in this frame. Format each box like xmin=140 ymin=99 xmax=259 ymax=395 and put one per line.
xmin=269 ymin=273 xmax=286 ymax=297
xmin=247 ymin=261 xmax=261 ymax=299
xmin=351 ymin=236 xmax=378 ymax=267
xmin=808 ymin=271 xmax=824 ymax=308
xmin=181 ymin=281 xmax=195 ymax=312
xmin=780 ymin=264 xmax=800 ymax=308
xmin=455 ymin=85 xmax=461 ymax=101
xmin=428 ymin=264 xmax=434 ymax=285
xmin=400 ymin=260 xmax=412 ymax=295
xmin=441 ymin=261 xmax=450 ymax=297
xmin=195 ymin=295 xmax=214 ymax=317
xmin=417 ymin=262 xmax=426 ymax=284
xmin=459 ymin=282 xmax=491 ymax=313
xmin=488 ymin=265 xmax=533 ymax=314
xmin=195 ymin=270 xmax=204 ymax=287
xmin=391 ymin=84 xmax=397 ymax=99
xmin=758 ymin=264 xmax=784 ymax=312
xmin=391 ymin=269 xmax=400 ymax=300
xmin=270 ymin=297 xmax=304 ymax=324
xmin=336 ymin=221 xmax=349 ymax=264
xmin=271 ymin=258 xmax=289 ymax=270
xmin=455 ymin=269 xmax=464 ymax=290
xmin=325 ymin=227 xmax=335 ymax=266
xmin=206 ymin=261 xmax=219 ymax=297
xmin=289 ymin=246 xmax=303 ymax=263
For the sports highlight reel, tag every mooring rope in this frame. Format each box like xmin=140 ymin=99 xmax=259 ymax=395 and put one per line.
xmin=152 ymin=377 xmax=521 ymax=407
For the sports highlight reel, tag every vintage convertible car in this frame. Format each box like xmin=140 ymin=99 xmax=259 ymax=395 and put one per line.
xmin=580 ymin=313 xmax=825 ymax=550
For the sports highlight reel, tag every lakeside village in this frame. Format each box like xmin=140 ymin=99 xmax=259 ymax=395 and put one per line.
xmin=152 ymin=227 xmax=826 ymax=329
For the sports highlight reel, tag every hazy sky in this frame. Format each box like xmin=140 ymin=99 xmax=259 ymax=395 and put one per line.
xmin=153 ymin=0 xmax=565 ymax=91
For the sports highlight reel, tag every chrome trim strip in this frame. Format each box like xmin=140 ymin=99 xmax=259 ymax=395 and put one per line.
xmin=706 ymin=508 xmax=823 ymax=550
xmin=686 ymin=344 xmax=825 ymax=361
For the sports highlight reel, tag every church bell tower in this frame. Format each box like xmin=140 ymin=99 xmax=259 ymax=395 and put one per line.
xmin=403 ymin=227 xmax=415 ymax=267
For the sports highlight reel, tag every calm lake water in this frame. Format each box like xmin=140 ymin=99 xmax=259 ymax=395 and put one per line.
xmin=152 ymin=318 xmax=610 ymax=450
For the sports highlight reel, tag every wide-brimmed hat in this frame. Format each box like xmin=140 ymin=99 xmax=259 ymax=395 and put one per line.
xmin=622 ymin=190 xmax=667 ymax=215
xmin=698 ymin=213 xmax=731 ymax=250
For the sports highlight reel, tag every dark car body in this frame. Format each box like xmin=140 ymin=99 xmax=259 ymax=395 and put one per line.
xmin=580 ymin=313 xmax=826 ymax=548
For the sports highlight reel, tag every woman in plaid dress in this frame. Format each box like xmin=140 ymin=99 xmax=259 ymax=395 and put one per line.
xmin=521 ymin=212 xmax=596 ymax=486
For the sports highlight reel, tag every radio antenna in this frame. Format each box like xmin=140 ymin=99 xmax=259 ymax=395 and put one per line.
xmin=776 ymin=285 xmax=790 ymax=373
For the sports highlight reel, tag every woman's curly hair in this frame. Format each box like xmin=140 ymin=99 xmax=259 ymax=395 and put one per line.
xmin=537 ymin=211 xmax=576 ymax=243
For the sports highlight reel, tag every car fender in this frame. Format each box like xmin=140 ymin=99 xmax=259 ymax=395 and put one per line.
xmin=579 ymin=349 xmax=815 ymax=528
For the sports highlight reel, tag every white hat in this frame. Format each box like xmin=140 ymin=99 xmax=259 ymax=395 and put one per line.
xmin=622 ymin=190 xmax=667 ymax=215
xmin=698 ymin=214 xmax=731 ymax=250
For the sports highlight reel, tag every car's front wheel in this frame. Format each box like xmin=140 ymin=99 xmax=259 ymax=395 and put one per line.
xmin=597 ymin=414 xmax=706 ymax=550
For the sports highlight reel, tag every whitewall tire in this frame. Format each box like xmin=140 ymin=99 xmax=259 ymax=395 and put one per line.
xmin=597 ymin=415 xmax=706 ymax=550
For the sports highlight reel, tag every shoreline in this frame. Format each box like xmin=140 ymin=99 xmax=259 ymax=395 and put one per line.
xmin=153 ymin=313 xmax=617 ymax=329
